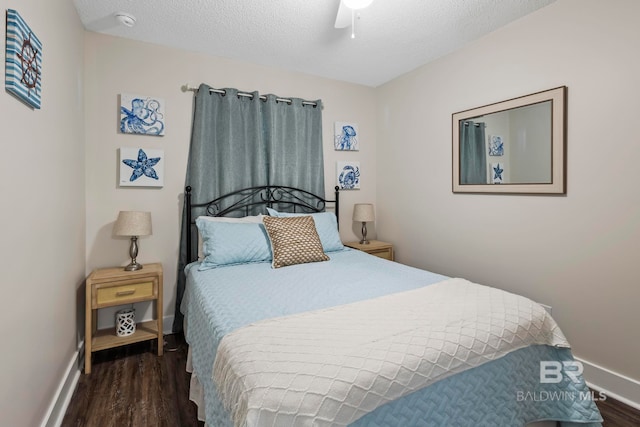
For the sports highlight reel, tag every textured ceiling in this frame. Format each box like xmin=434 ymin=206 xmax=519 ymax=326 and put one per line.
xmin=73 ymin=0 xmax=556 ymax=87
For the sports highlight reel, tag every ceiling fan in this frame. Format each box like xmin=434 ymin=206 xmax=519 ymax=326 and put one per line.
xmin=334 ymin=0 xmax=374 ymax=38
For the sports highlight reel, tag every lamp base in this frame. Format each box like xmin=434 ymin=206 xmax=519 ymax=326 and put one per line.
xmin=124 ymin=236 xmax=143 ymax=271
xmin=124 ymin=261 xmax=143 ymax=271
xmin=359 ymin=222 xmax=370 ymax=245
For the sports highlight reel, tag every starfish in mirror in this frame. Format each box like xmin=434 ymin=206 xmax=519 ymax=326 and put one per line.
xmin=493 ymin=164 xmax=504 ymax=180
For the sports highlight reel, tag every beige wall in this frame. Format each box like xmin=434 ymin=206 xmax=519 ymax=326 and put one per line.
xmin=0 ymin=1 xmax=85 ymax=426
xmin=376 ymin=0 xmax=640 ymax=385
xmin=84 ymin=32 xmax=378 ymax=328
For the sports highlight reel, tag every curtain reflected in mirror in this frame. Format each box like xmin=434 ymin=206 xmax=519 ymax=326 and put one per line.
xmin=459 ymin=102 xmax=552 ymax=185
xmin=459 ymin=121 xmax=486 ymax=184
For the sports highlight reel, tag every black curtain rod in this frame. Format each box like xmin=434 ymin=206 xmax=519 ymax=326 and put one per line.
xmin=183 ymin=84 xmax=318 ymax=107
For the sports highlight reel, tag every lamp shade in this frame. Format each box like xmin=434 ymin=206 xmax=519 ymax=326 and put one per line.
xmin=352 ymin=203 xmax=375 ymax=222
xmin=114 ymin=211 xmax=152 ymax=237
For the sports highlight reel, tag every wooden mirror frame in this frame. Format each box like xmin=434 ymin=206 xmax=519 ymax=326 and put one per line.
xmin=452 ymin=86 xmax=567 ymax=194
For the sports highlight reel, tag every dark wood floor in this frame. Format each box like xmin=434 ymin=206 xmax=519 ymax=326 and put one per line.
xmin=63 ymin=334 xmax=202 ymax=427
xmin=63 ymin=334 xmax=640 ymax=427
xmin=594 ymin=394 xmax=640 ymax=427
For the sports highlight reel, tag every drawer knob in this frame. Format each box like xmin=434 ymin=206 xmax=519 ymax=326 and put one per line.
xmin=116 ymin=289 xmax=136 ymax=297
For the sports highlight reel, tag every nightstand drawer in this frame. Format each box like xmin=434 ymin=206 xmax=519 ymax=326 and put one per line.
xmin=344 ymin=240 xmax=394 ymax=261
xmin=96 ymin=281 xmax=154 ymax=306
xmin=368 ymin=248 xmax=392 ymax=260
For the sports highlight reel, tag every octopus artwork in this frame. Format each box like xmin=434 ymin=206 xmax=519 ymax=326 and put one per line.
xmin=120 ymin=95 xmax=165 ymax=135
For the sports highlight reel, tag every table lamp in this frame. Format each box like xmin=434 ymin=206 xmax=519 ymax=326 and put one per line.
xmin=352 ymin=203 xmax=374 ymax=244
xmin=113 ymin=211 xmax=152 ymax=271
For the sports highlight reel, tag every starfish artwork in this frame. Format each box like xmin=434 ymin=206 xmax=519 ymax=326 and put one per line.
xmin=122 ymin=149 xmax=161 ymax=182
xmin=493 ymin=163 xmax=504 ymax=182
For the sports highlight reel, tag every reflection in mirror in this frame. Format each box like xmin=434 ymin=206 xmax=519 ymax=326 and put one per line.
xmin=452 ymin=86 xmax=566 ymax=194
xmin=460 ymin=101 xmax=551 ymax=184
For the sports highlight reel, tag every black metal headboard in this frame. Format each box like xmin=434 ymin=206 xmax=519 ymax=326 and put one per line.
xmin=185 ymin=185 xmax=340 ymax=262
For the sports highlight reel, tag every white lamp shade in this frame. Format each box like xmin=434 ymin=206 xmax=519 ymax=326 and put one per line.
xmin=353 ymin=203 xmax=375 ymax=222
xmin=113 ymin=211 xmax=152 ymax=236
xmin=343 ymin=0 xmax=374 ymax=10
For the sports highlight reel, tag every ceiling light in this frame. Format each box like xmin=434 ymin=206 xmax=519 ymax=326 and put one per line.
xmin=115 ymin=12 xmax=136 ymax=28
xmin=343 ymin=0 xmax=374 ymax=10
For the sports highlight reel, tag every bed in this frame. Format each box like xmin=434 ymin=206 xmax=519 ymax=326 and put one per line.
xmin=180 ymin=185 xmax=602 ymax=427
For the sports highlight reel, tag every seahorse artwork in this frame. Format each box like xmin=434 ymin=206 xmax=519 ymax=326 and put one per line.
xmin=120 ymin=94 xmax=165 ymax=136
xmin=334 ymin=122 xmax=359 ymax=151
xmin=337 ymin=161 xmax=361 ymax=190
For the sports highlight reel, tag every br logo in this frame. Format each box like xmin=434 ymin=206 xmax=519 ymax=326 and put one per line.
xmin=540 ymin=361 xmax=584 ymax=384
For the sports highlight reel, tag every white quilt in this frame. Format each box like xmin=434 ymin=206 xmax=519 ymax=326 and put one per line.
xmin=213 ymin=278 xmax=569 ymax=427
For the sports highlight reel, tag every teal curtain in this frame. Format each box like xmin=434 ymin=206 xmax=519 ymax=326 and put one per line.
xmin=460 ymin=121 xmax=487 ymax=184
xmin=173 ymin=84 xmax=324 ymax=332
xmin=263 ymin=94 xmax=324 ymax=206
xmin=186 ymin=86 xmax=267 ymax=211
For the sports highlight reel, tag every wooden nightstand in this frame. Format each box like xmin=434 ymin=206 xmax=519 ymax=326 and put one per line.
xmin=84 ymin=263 xmax=163 ymax=374
xmin=344 ymin=240 xmax=394 ymax=261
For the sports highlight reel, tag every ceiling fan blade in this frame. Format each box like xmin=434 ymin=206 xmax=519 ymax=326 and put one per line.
xmin=334 ymin=1 xmax=351 ymax=29
xmin=84 ymin=13 xmax=124 ymax=32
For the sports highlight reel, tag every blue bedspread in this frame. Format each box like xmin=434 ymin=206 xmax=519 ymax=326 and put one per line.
xmin=181 ymin=248 xmax=602 ymax=426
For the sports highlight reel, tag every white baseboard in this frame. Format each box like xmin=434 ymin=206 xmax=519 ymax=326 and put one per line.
xmin=40 ymin=341 xmax=83 ymax=427
xmin=163 ymin=314 xmax=175 ymax=335
xmin=575 ymin=356 xmax=640 ymax=410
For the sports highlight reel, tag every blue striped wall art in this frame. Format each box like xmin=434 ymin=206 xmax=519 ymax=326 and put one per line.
xmin=5 ymin=9 xmax=42 ymax=109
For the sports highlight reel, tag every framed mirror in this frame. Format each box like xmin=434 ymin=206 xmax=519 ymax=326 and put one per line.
xmin=452 ymin=86 xmax=566 ymax=194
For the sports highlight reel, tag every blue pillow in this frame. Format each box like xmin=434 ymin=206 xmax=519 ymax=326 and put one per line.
xmin=196 ymin=218 xmax=272 ymax=270
xmin=266 ymin=208 xmax=344 ymax=252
